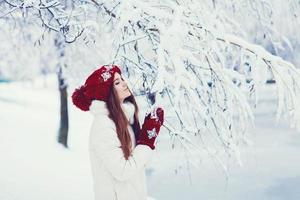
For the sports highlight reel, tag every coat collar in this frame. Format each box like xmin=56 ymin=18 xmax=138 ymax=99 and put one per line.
xmin=89 ymin=100 xmax=135 ymax=124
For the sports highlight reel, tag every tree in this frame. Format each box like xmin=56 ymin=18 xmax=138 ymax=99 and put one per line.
xmin=0 ymin=0 xmax=87 ymax=147
xmin=75 ymin=0 xmax=300 ymax=175
xmin=1 ymin=0 xmax=300 ymax=175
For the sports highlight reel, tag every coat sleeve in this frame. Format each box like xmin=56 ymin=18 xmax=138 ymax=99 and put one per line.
xmin=89 ymin=121 xmax=154 ymax=182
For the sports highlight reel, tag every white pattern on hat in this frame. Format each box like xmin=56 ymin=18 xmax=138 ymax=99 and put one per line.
xmin=101 ymin=71 xmax=111 ymax=82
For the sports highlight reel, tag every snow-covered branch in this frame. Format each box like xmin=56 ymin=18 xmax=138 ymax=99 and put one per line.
xmin=77 ymin=0 xmax=300 ymax=170
xmin=1 ymin=0 xmax=300 ymax=172
xmin=0 ymin=0 xmax=88 ymax=43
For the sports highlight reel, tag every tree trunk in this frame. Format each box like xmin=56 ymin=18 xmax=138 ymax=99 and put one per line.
xmin=57 ymin=66 xmax=69 ymax=148
xmin=55 ymin=34 xmax=69 ymax=148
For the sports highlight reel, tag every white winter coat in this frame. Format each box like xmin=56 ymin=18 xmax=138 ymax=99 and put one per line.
xmin=88 ymin=100 xmax=154 ymax=200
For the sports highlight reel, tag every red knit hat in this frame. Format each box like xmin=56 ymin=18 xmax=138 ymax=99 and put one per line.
xmin=71 ymin=65 xmax=122 ymax=111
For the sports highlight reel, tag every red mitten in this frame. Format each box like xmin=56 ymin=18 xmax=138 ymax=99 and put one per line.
xmin=136 ymin=106 xmax=164 ymax=150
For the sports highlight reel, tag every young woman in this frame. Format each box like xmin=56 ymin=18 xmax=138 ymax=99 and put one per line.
xmin=71 ymin=65 xmax=164 ymax=200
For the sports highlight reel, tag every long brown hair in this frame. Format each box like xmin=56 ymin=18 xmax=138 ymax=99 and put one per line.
xmin=106 ymin=86 xmax=141 ymax=160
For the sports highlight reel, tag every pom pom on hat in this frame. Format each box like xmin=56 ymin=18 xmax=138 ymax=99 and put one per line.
xmin=71 ymin=65 xmax=122 ymax=111
xmin=71 ymin=86 xmax=92 ymax=111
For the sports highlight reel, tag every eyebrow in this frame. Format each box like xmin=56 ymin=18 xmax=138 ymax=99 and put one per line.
xmin=113 ymin=77 xmax=121 ymax=82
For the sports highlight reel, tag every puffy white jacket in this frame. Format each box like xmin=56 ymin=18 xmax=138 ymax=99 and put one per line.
xmin=88 ymin=100 xmax=155 ymax=200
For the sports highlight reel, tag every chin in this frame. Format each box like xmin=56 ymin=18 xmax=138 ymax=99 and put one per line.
xmin=125 ymin=93 xmax=131 ymax=98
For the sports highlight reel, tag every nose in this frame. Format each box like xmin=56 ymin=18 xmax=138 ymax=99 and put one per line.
xmin=122 ymin=80 xmax=127 ymax=89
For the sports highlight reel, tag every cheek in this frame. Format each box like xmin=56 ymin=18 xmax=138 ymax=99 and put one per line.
xmin=115 ymin=85 xmax=123 ymax=95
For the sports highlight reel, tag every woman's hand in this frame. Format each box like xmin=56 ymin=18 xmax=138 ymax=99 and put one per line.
xmin=136 ymin=106 xmax=164 ymax=150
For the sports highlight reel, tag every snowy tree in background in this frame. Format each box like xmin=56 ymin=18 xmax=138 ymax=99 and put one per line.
xmin=0 ymin=0 xmax=88 ymax=147
xmin=1 ymin=0 xmax=300 ymax=175
xmin=0 ymin=14 xmax=57 ymax=80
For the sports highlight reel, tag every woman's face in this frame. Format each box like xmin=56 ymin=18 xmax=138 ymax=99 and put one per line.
xmin=113 ymin=73 xmax=131 ymax=103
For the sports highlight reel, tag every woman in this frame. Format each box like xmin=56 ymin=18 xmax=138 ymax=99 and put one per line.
xmin=71 ymin=65 xmax=164 ymax=200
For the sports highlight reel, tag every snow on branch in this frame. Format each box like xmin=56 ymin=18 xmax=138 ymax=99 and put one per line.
xmin=0 ymin=0 xmax=87 ymax=43
xmin=218 ymin=33 xmax=300 ymax=130
xmin=1 ymin=0 xmax=299 ymax=173
xmin=86 ymin=0 xmax=300 ymax=172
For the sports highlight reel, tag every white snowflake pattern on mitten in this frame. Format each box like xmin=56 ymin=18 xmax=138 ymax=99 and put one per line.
xmin=147 ymin=128 xmax=158 ymax=139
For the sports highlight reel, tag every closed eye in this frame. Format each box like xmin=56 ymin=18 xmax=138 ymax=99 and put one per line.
xmin=114 ymin=77 xmax=124 ymax=85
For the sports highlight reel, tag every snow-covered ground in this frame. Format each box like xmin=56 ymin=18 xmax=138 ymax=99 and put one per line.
xmin=1 ymin=74 xmax=300 ymax=200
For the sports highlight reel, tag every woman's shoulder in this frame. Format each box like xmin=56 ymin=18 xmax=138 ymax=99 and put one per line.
xmin=95 ymin=118 xmax=115 ymax=129
xmin=91 ymin=115 xmax=115 ymax=132
xmin=89 ymin=100 xmax=109 ymax=116
xmin=88 ymin=100 xmax=114 ymax=125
